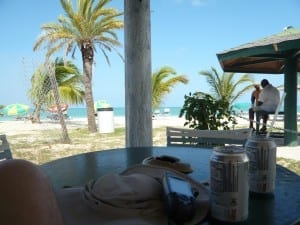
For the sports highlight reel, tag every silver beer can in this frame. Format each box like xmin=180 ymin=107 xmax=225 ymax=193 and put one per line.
xmin=210 ymin=145 xmax=249 ymax=222
xmin=245 ymin=136 xmax=276 ymax=194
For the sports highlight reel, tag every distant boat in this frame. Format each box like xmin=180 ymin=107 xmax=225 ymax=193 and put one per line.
xmin=163 ymin=108 xmax=170 ymax=115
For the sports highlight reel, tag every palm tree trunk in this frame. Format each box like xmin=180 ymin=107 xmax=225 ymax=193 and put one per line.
xmin=81 ymin=41 xmax=97 ymax=133
xmin=31 ymin=102 xmax=42 ymax=123
xmin=47 ymin=62 xmax=71 ymax=143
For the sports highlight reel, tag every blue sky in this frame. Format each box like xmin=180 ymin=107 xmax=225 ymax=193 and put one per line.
xmin=1 ymin=0 xmax=300 ymax=107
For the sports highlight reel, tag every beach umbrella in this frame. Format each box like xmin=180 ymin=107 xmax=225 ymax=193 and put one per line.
xmin=217 ymin=26 xmax=300 ymax=146
xmin=2 ymin=103 xmax=29 ymax=116
xmin=47 ymin=103 xmax=68 ymax=113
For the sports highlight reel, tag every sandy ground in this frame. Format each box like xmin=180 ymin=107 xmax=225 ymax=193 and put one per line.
xmin=0 ymin=115 xmax=299 ymax=161
xmin=0 ymin=115 xmax=187 ymax=135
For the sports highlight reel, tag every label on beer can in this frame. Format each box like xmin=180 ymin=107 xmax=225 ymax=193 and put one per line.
xmin=246 ymin=137 xmax=276 ymax=193
xmin=210 ymin=146 xmax=249 ymax=222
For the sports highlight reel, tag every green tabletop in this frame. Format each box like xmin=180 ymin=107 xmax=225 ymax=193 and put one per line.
xmin=41 ymin=146 xmax=300 ymax=225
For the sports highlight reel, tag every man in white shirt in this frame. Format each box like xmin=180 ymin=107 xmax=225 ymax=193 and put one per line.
xmin=253 ymin=79 xmax=280 ymax=133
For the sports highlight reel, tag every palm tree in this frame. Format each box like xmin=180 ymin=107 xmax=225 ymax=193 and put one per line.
xmin=33 ymin=0 xmax=123 ymax=132
xmin=28 ymin=58 xmax=85 ymax=123
xmin=152 ymin=66 xmax=189 ymax=109
xmin=198 ymin=67 xmax=254 ymax=107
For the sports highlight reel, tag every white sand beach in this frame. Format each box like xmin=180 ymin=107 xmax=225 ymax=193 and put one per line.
xmin=0 ymin=115 xmax=299 ymax=161
xmin=0 ymin=114 xmax=192 ymax=134
xmin=0 ymin=115 xmax=186 ymax=135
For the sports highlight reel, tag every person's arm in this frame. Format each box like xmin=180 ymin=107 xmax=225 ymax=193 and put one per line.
xmin=0 ymin=160 xmax=65 ymax=225
xmin=257 ymin=90 xmax=264 ymax=106
xmin=251 ymin=94 xmax=255 ymax=107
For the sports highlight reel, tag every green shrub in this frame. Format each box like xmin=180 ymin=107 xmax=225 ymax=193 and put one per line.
xmin=179 ymin=93 xmax=237 ymax=130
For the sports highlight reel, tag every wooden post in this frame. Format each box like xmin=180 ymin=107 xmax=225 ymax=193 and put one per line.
xmin=284 ymin=57 xmax=298 ymax=146
xmin=124 ymin=0 xmax=152 ymax=147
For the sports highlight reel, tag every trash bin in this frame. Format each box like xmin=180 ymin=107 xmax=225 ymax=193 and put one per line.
xmin=97 ymin=107 xmax=114 ymax=133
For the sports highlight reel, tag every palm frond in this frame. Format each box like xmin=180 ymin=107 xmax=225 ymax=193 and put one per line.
xmin=152 ymin=66 xmax=189 ymax=108
xmin=199 ymin=67 xmax=254 ymax=107
xmin=34 ymin=0 xmax=123 ymax=62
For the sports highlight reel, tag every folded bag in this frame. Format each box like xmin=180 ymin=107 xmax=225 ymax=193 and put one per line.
xmin=55 ymin=164 xmax=209 ymax=225
xmin=142 ymin=155 xmax=193 ymax=174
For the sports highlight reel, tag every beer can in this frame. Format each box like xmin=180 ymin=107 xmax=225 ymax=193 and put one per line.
xmin=245 ymin=135 xmax=276 ymax=194
xmin=210 ymin=146 xmax=249 ymax=222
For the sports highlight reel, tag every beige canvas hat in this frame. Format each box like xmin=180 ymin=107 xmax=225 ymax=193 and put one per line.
xmin=55 ymin=164 xmax=209 ymax=225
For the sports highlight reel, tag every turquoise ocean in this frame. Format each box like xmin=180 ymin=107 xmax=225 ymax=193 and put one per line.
xmin=0 ymin=106 xmax=183 ymax=121
xmin=2 ymin=103 xmax=300 ymax=121
xmin=232 ymin=102 xmax=299 ymax=114
xmin=67 ymin=106 xmax=183 ymax=118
